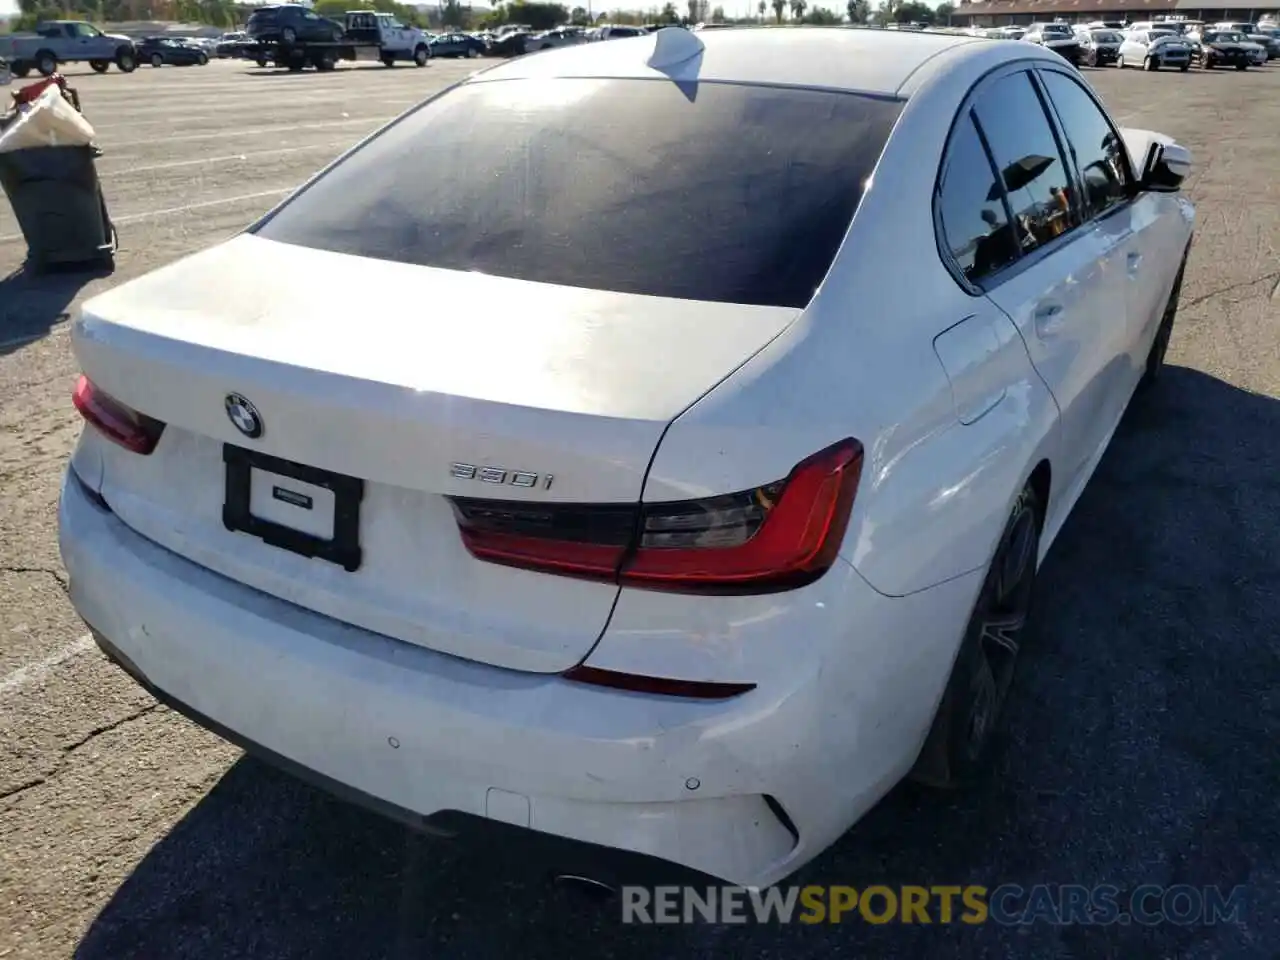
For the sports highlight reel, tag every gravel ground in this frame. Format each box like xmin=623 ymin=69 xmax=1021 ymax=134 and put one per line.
xmin=0 ymin=56 xmax=1277 ymax=960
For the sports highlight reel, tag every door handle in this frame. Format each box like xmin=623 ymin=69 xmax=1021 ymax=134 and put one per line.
xmin=1033 ymin=302 xmax=1065 ymax=335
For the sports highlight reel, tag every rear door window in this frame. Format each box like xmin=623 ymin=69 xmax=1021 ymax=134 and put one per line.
xmin=937 ymin=112 xmax=1020 ymax=285
xmin=255 ymin=78 xmax=903 ymax=308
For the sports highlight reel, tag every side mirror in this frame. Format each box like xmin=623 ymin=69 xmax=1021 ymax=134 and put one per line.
xmin=1138 ymin=140 xmax=1191 ymax=193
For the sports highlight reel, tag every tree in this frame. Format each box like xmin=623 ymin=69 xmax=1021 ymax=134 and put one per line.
xmin=757 ymin=0 xmax=765 ymax=18
xmin=893 ymin=0 xmax=930 ymax=22
xmin=934 ymin=1 xmax=954 ymax=23
xmin=658 ymin=1 xmax=679 ymax=22
xmin=803 ymin=6 xmax=838 ymax=22
xmin=710 ymin=4 xmax=724 ymax=20
xmin=846 ymin=0 xmax=869 ymax=22
xmin=570 ymin=4 xmax=589 ymax=22
xmin=771 ymin=0 xmax=784 ymax=21
xmin=788 ymin=0 xmax=805 ymax=19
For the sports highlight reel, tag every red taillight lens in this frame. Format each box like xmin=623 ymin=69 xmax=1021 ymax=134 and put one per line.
xmin=451 ymin=438 xmax=863 ymax=594
xmin=72 ymin=375 xmax=166 ymax=455
xmin=623 ymin=438 xmax=863 ymax=592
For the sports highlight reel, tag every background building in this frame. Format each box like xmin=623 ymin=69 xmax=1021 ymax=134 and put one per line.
xmin=953 ymin=0 xmax=1280 ymax=25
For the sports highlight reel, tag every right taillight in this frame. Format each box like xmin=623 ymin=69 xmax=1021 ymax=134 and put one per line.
xmin=72 ymin=374 xmax=166 ymax=455
xmin=451 ymin=438 xmax=863 ymax=594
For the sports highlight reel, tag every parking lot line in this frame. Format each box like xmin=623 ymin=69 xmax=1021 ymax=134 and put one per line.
xmin=0 ymin=634 xmax=94 ymax=699
xmin=0 ymin=188 xmax=294 ymax=244
xmin=98 ymin=144 xmax=347 ymax=177
xmin=152 ymin=117 xmax=397 ymax=145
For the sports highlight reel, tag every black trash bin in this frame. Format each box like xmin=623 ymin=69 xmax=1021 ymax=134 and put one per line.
xmin=0 ymin=145 xmax=116 ymax=271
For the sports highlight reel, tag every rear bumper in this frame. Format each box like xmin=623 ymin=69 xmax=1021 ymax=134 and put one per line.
xmin=59 ymin=468 xmax=979 ymax=887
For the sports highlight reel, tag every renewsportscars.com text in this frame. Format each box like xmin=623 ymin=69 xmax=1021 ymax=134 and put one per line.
xmin=621 ymin=884 xmax=1247 ymax=926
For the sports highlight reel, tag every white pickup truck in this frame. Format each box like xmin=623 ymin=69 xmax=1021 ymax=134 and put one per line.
xmin=240 ymin=10 xmax=430 ymax=71
xmin=0 ymin=20 xmax=139 ymax=77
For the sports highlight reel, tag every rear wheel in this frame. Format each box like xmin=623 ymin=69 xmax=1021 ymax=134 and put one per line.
xmin=197 ymin=52 xmax=208 ymax=65
xmin=115 ymin=49 xmax=137 ymax=72
xmin=150 ymin=52 xmax=164 ymax=67
xmin=89 ymin=59 xmax=110 ymax=73
xmin=1237 ymin=62 xmax=1249 ymax=70
xmin=381 ymin=53 xmax=396 ymax=66
xmin=912 ymin=484 xmax=1041 ymax=788
xmin=1144 ymin=55 xmax=1158 ymax=70
xmin=466 ymin=46 xmax=478 ymax=57
xmin=36 ymin=51 xmax=57 ymax=76
xmin=413 ymin=44 xmax=428 ymax=66
xmin=1179 ymin=63 xmax=1189 ymax=71
xmin=1117 ymin=53 xmax=1125 ymax=68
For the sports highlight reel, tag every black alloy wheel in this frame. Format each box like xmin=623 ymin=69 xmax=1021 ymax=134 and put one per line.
xmin=912 ymin=484 xmax=1042 ymax=787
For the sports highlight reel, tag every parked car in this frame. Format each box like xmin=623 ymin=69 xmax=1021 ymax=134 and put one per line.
xmin=136 ymin=36 xmax=210 ymax=67
xmin=215 ymin=31 xmax=248 ymax=57
xmin=246 ymin=4 xmax=345 ymax=44
xmin=488 ymin=30 xmax=532 ymax=56
xmin=526 ymin=27 xmax=586 ymax=50
xmin=593 ymin=24 xmax=647 ymax=40
xmin=1118 ymin=29 xmax=1192 ymax=70
xmin=0 ymin=20 xmax=137 ymax=76
xmin=427 ymin=32 xmax=486 ymax=57
xmin=1191 ymin=29 xmax=1253 ymax=69
xmin=61 ymin=28 xmax=1194 ymax=891
xmin=1022 ymin=22 xmax=1082 ymax=64
xmin=1214 ymin=21 xmax=1280 ymax=58
xmin=1074 ymin=27 xmax=1123 ymax=66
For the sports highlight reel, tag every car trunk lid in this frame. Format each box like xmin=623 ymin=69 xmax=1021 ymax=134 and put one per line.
xmin=72 ymin=234 xmax=799 ymax=673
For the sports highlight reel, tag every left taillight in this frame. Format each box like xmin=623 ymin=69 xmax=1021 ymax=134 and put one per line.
xmin=72 ymin=374 xmax=166 ymax=455
xmin=451 ymin=438 xmax=864 ymax=595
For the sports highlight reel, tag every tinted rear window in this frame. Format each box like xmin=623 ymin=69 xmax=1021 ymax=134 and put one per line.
xmin=254 ymin=78 xmax=902 ymax=308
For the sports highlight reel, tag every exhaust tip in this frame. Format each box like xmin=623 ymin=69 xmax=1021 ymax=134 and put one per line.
xmin=553 ymin=873 xmax=619 ymax=902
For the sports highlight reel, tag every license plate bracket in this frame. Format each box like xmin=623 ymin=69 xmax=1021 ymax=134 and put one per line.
xmin=222 ymin=444 xmax=364 ymax=572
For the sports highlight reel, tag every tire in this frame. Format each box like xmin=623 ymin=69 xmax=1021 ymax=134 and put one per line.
xmin=1140 ymin=255 xmax=1186 ymax=389
xmin=466 ymin=46 xmax=478 ymax=57
xmin=1237 ymin=63 xmax=1248 ymax=70
xmin=1086 ymin=50 xmax=1097 ymax=67
xmin=381 ymin=53 xmax=396 ymax=67
xmin=256 ymin=57 xmax=268 ymax=68
xmin=89 ymin=59 xmax=110 ymax=73
xmin=413 ymin=44 xmax=428 ymax=66
xmin=1179 ymin=63 xmax=1189 ymax=72
xmin=281 ymin=26 xmax=297 ymax=45
xmin=197 ymin=53 xmax=208 ymax=66
xmin=116 ymin=49 xmax=137 ymax=72
xmin=1117 ymin=53 xmax=1125 ymax=68
xmin=911 ymin=483 xmax=1042 ymax=788
xmin=1144 ymin=55 xmax=1158 ymax=71
xmin=151 ymin=53 xmax=164 ymax=67
xmin=36 ymin=51 xmax=57 ymax=76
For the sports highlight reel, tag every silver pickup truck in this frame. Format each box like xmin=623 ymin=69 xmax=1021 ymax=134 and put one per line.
xmin=0 ymin=21 xmax=138 ymax=77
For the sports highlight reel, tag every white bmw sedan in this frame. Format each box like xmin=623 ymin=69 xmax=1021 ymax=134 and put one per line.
xmin=59 ymin=27 xmax=1194 ymax=888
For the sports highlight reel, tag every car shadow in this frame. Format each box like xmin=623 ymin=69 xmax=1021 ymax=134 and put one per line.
xmin=0 ymin=263 xmax=110 ymax=357
xmin=73 ymin=366 xmax=1278 ymax=958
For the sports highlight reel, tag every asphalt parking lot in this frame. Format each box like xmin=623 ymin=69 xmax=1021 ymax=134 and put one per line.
xmin=1 ymin=55 xmax=1278 ymax=959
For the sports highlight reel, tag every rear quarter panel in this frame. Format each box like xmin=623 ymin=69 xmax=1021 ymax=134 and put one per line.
xmin=643 ymin=43 xmax=1064 ymax=598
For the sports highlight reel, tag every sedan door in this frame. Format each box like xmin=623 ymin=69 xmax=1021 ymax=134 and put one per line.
xmin=1036 ymin=66 xmax=1188 ymax=387
xmin=969 ymin=69 xmax=1136 ymax=497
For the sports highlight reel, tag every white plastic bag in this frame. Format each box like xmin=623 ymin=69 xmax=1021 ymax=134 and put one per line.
xmin=0 ymin=85 xmax=96 ymax=154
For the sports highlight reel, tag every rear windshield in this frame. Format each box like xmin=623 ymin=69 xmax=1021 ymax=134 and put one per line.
xmin=254 ymin=78 xmax=902 ymax=308
xmin=1092 ymin=30 xmax=1121 ymax=42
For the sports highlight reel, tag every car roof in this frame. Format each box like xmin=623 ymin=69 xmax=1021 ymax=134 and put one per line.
xmin=472 ymin=26 xmax=987 ymax=97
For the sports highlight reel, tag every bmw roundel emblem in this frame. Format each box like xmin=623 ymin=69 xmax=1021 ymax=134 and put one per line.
xmin=225 ymin=393 xmax=264 ymax=439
